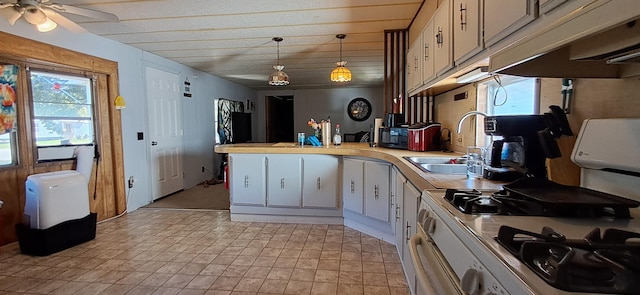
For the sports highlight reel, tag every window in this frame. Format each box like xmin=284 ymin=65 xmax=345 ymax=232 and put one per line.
xmin=476 ymin=75 xmax=539 ymax=146
xmin=29 ymin=70 xmax=95 ymax=161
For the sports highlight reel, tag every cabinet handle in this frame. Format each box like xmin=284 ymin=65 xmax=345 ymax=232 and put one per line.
xmin=350 ymin=180 xmax=355 ymax=194
xmin=424 ymin=43 xmax=429 ymax=61
xmin=414 ymin=56 xmax=418 ymax=71
xmin=317 ymin=177 xmax=321 ymax=190
xmin=374 ymin=185 xmax=379 ymax=199
xmin=436 ymin=27 xmax=443 ymax=47
xmin=244 ymin=175 xmax=249 ymax=188
xmin=406 ymin=221 xmax=411 ymax=241
xmin=395 ymin=205 xmax=400 ymax=222
xmin=459 ymin=3 xmax=467 ymax=31
xmin=280 ymin=178 xmax=285 ymax=189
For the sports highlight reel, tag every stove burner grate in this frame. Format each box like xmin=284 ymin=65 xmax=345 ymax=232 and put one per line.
xmin=495 ymin=225 xmax=640 ymax=294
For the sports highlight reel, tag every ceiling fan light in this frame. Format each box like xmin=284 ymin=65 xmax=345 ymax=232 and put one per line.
xmin=331 ymin=61 xmax=352 ymax=82
xmin=37 ymin=18 xmax=57 ymax=32
xmin=23 ymin=7 xmax=47 ymax=25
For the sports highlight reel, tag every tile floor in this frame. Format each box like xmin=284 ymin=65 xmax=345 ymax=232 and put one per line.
xmin=0 ymin=209 xmax=410 ymax=295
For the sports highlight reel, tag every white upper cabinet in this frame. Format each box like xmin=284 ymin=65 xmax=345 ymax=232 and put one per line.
xmin=453 ymin=0 xmax=483 ymax=64
xmin=230 ymin=154 xmax=266 ymax=206
xmin=433 ymin=0 xmax=453 ymax=76
xmin=302 ymin=155 xmax=339 ymax=209
xmin=421 ymin=20 xmax=435 ymax=83
xmin=484 ymin=0 xmax=537 ymax=47
xmin=407 ymin=40 xmax=422 ymax=91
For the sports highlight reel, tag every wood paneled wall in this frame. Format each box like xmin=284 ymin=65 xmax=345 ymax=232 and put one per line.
xmin=0 ymin=32 xmax=126 ymax=246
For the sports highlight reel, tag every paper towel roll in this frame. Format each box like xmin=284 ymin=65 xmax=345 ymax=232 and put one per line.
xmin=74 ymin=146 xmax=94 ymax=184
xmin=374 ymin=118 xmax=383 ymax=144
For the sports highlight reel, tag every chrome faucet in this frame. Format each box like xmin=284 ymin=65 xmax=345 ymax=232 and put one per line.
xmin=456 ymin=111 xmax=488 ymax=133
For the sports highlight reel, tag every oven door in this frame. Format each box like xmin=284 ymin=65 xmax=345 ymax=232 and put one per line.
xmin=409 ymin=225 xmax=463 ymax=295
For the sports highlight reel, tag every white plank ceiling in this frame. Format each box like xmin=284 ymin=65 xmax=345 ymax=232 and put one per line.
xmin=39 ymin=0 xmax=422 ymax=89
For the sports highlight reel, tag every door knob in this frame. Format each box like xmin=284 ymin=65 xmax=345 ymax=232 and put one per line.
xmin=151 ymin=141 xmax=158 ymax=146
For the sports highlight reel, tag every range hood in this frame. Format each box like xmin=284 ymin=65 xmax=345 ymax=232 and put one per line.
xmin=489 ymin=0 xmax=640 ymax=78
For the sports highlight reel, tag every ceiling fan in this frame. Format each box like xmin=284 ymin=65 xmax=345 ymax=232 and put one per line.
xmin=0 ymin=0 xmax=118 ymax=32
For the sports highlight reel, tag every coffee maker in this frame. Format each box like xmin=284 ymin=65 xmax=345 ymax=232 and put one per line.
xmin=483 ymin=106 xmax=572 ymax=181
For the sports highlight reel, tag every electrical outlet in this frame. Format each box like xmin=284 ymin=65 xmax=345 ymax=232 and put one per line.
xmin=456 ymin=133 xmax=464 ymax=147
xmin=128 ymin=176 xmax=134 ymax=188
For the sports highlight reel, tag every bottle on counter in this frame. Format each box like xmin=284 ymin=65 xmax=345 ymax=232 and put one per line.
xmin=333 ymin=124 xmax=342 ymax=145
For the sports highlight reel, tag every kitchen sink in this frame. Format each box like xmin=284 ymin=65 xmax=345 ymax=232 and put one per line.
xmin=403 ymin=156 xmax=467 ymax=174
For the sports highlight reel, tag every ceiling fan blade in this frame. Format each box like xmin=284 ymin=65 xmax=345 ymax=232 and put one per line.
xmin=0 ymin=6 xmax=23 ymax=25
xmin=44 ymin=3 xmax=118 ymax=23
xmin=44 ymin=9 xmax=85 ymax=32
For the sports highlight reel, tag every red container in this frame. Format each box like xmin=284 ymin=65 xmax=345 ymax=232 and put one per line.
xmin=408 ymin=122 xmax=441 ymax=151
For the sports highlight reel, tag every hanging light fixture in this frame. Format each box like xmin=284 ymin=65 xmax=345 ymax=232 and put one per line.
xmin=330 ymin=34 xmax=352 ymax=82
xmin=268 ymin=37 xmax=290 ymax=86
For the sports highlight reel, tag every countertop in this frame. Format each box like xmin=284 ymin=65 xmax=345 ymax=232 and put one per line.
xmin=215 ymin=142 xmax=507 ymax=192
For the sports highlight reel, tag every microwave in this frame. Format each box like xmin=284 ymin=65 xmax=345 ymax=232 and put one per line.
xmin=379 ymin=127 xmax=408 ymax=149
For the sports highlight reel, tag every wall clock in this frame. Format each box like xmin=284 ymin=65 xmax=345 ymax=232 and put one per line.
xmin=347 ymin=97 xmax=372 ymax=121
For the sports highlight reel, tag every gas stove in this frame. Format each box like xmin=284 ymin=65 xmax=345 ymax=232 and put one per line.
xmin=418 ymin=119 xmax=640 ymax=295
xmin=444 ymin=177 xmax=640 ymax=218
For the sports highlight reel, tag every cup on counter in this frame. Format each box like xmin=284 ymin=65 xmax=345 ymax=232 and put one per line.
xmin=466 ymin=146 xmax=485 ymax=179
xmin=297 ymin=132 xmax=306 ymax=146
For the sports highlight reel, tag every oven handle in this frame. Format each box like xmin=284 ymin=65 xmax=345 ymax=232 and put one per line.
xmin=410 ymin=233 xmax=463 ymax=295
xmin=410 ymin=234 xmax=437 ymax=295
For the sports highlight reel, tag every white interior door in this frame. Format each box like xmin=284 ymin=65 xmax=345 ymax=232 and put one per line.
xmin=146 ymin=66 xmax=184 ymax=200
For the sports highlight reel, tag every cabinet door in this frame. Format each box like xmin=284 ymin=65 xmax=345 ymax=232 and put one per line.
xmin=402 ymin=181 xmax=420 ymax=295
xmin=406 ymin=41 xmax=422 ymax=91
xmin=393 ymin=168 xmax=406 ymax=252
xmin=266 ymin=155 xmax=301 ymax=207
xmin=453 ymin=0 xmax=482 ymax=64
xmin=433 ymin=0 xmax=453 ymax=76
xmin=484 ymin=0 xmax=537 ymax=46
xmin=364 ymin=161 xmax=390 ymax=222
xmin=229 ymin=154 xmax=266 ymax=206
xmin=302 ymin=155 xmax=339 ymax=208
xmin=421 ymin=20 xmax=435 ymax=83
xmin=342 ymin=158 xmax=364 ymax=214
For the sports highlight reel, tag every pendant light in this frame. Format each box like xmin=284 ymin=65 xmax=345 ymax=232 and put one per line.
xmin=268 ymin=37 xmax=290 ymax=86
xmin=330 ymin=34 xmax=352 ymax=82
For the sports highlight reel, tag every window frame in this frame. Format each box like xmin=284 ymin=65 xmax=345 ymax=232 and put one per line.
xmin=26 ymin=67 xmax=99 ymax=163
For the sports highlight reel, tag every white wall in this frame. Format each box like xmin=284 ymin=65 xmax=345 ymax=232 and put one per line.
xmin=1 ymin=22 xmax=255 ymax=211
xmin=255 ymin=87 xmax=384 ymax=142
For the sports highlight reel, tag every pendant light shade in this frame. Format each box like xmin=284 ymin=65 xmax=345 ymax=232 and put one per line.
xmin=330 ymin=34 xmax=352 ymax=82
xmin=268 ymin=37 xmax=290 ymax=86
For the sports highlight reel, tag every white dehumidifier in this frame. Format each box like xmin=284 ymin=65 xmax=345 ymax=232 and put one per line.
xmin=24 ymin=170 xmax=90 ymax=229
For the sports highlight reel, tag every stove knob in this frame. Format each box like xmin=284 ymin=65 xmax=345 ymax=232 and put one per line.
xmin=423 ymin=216 xmax=436 ymax=234
xmin=460 ymin=268 xmax=480 ymax=295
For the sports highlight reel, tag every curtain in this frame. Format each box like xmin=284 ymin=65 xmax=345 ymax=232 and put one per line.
xmin=0 ymin=64 xmax=18 ymax=135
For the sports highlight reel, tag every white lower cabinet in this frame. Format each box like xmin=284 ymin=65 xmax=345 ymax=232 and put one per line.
xmin=302 ymin=155 xmax=339 ymax=208
xmin=343 ymin=158 xmax=391 ymax=223
xmin=364 ymin=161 xmax=391 ymax=222
xmin=393 ymin=168 xmax=406 ymax=253
xmin=266 ymin=155 xmax=301 ymax=207
xmin=229 ymin=154 xmax=266 ymax=206
xmin=401 ymin=181 xmax=420 ymax=295
xmin=343 ymin=158 xmax=365 ymax=214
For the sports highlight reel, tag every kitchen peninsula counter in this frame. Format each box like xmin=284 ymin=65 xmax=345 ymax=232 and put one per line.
xmin=215 ymin=142 xmax=505 ymax=192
